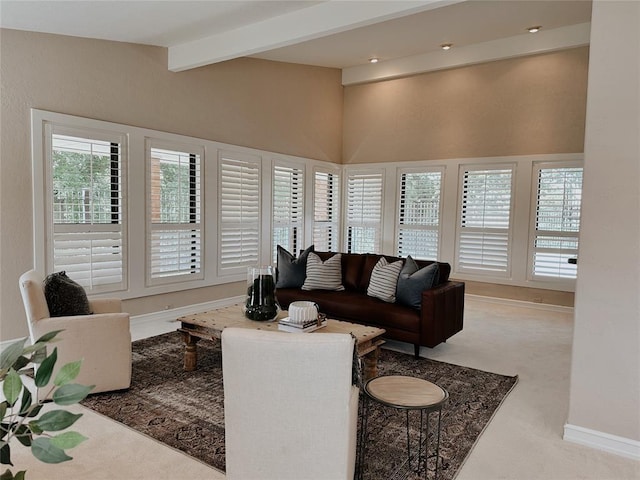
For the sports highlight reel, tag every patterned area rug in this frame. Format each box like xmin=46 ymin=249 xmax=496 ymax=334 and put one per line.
xmin=81 ymin=332 xmax=517 ymax=479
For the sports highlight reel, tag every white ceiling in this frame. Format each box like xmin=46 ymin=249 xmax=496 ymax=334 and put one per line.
xmin=0 ymin=0 xmax=592 ymax=75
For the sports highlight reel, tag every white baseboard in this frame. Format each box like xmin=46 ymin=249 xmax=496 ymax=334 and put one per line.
xmin=130 ymin=295 xmax=245 ymax=326
xmin=563 ymin=423 xmax=640 ymax=460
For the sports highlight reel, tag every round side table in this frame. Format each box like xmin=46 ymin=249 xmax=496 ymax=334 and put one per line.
xmin=358 ymin=375 xmax=448 ymax=479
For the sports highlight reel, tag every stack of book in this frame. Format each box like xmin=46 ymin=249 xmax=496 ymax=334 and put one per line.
xmin=277 ymin=317 xmax=327 ymax=333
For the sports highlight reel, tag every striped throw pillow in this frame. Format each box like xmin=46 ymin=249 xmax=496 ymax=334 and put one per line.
xmin=367 ymin=257 xmax=403 ymax=303
xmin=302 ymin=252 xmax=345 ymax=291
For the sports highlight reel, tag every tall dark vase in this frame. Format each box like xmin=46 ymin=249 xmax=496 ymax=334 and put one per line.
xmin=244 ymin=266 xmax=279 ymax=321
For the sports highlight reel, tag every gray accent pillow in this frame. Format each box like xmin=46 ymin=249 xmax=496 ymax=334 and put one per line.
xmin=367 ymin=257 xmax=403 ymax=303
xmin=43 ymin=271 xmax=92 ymax=317
xmin=276 ymin=245 xmax=314 ymax=288
xmin=396 ymin=256 xmax=440 ymax=309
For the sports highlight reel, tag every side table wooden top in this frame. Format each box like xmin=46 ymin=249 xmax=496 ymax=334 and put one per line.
xmin=365 ymin=375 xmax=448 ymax=409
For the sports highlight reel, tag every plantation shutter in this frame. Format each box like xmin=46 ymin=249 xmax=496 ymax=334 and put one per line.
xmin=148 ymin=146 xmax=202 ymax=283
xmin=345 ymin=171 xmax=383 ymax=253
xmin=397 ymin=171 xmax=442 ymax=260
xmin=313 ymin=171 xmax=340 ymax=252
xmin=531 ymin=165 xmax=583 ymax=279
xmin=457 ymin=167 xmax=513 ymax=274
xmin=219 ymin=154 xmax=261 ymax=274
xmin=272 ymin=164 xmax=304 ymax=262
xmin=51 ymin=133 xmax=125 ymax=292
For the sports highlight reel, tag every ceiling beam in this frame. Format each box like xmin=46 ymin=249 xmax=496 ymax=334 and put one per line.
xmin=168 ymin=0 xmax=463 ymax=72
xmin=342 ymin=22 xmax=591 ymax=85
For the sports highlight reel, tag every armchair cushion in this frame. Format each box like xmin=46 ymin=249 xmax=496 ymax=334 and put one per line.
xmin=44 ymin=271 xmax=92 ymax=317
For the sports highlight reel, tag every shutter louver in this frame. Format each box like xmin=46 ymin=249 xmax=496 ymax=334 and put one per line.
xmin=313 ymin=171 xmax=340 ymax=252
xmin=219 ymin=156 xmax=260 ymax=272
xmin=346 ymin=171 xmax=383 ymax=253
xmin=51 ymin=133 xmax=124 ymax=292
xmin=272 ymin=164 xmax=304 ymax=262
xmin=457 ymin=168 xmax=513 ymax=274
xmin=397 ymin=171 xmax=442 ymax=260
xmin=532 ymin=166 xmax=582 ymax=279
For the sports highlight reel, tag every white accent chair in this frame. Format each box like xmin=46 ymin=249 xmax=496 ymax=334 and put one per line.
xmin=222 ymin=327 xmax=359 ymax=480
xmin=19 ymin=270 xmax=132 ymax=398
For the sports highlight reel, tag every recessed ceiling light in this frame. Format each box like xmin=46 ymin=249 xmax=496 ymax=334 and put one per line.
xmin=441 ymin=43 xmax=453 ymax=50
xmin=527 ymin=26 xmax=542 ymax=33
xmin=369 ymin=57 xmax=379 ymax=64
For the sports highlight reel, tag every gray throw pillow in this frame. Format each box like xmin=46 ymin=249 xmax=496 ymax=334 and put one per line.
xmin=396 ymin=257 xmax=440 ymax=309
xmin=276 ymin=245 xmax=314 ymax=288
xmin=43 ymin=271 xmax=92 ymax=317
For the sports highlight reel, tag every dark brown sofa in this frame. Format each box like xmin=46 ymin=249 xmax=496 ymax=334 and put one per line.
xmin=276 ymin=251 xmax=464 ymax=356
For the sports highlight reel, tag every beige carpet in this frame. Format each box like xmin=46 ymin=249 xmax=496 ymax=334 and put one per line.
xmin=10 ymin=297 xmax=640 ymax=480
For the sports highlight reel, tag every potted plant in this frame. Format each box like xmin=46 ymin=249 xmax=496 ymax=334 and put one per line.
xmin=1 ymin=330 xmax=93 ymax=480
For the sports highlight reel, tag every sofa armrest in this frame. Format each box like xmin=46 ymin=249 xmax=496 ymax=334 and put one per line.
xmin=420 ymin=281 xmax=465 ymax=348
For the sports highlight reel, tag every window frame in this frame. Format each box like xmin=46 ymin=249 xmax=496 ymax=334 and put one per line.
xmin=312 ymin=166 xmax=341 ymax=252
xmin=527 ymin=161 xmax=583 ymax=286
xmin=343 ymin=168 xmax=385 ymax=254
xmin=271 ymin=160 xmax=305 ymax=263
xmin=395 ymin=166 xmax=444 ymax=261
xmin=35 ymin=117 xmax=129 ymax=294
xmin=455 ymin=163 xmax=516 ymax=278
xmin=145 ymin=138 xmax=205 ymax=286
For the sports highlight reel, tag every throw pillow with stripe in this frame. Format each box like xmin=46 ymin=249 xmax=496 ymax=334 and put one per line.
xmin=302 ymin=252 xmax=345 ymax=291
xmin=367 ymin=257 xmax=403 ymax=303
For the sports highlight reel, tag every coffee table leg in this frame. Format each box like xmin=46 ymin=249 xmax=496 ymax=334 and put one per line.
xmin=363 ymin=346 xmax=380 ymax=380
xmin=181 ymin=332 xmax=200 ymax=371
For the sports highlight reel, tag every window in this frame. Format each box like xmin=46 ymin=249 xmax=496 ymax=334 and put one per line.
xmin=345 ymin=171 xmax=383 ymax=253
xmin=312 ymin=170 xmax=340 ymax=252
xmin=218 ymin=152 xmax=261 ymax=275
xmin=397 ymin=170 xmax=442 ymax=260
xmin=457 ymin=166 xmax=514 ymax=275
xmin=272 ymin=163 xmax=304 ymax=262
xmin=48 ymin=128 xmax=126 ymax=293
xmin=530 ymin=164 xmax=583 ymax=280
xmin=147 ymin=142 xmax=203 ymax=284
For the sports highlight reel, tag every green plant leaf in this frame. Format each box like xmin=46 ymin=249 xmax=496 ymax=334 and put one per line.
xmin=34 ymin=347 xmax=57 ymax=388
xmin=0 ymin=469 xmax=26 ymax=480
xmin=50 ymin=431 xmax=87 ymax=450
xmin=17 ymin=388 xmax=32 ymax=417
xmin=52 ymin=384 xmax=94 ymax=406
xmin=0 ymin=403 xmax=6 ymax=421
xmin=0 ymin=442 xmax=11 ymax=466
xmin=10 ymin=357 xmax=29 ymax=373
xmin=33 ymin=330 xmax=63 ymax=345
xmin=24 ymin=403 xmax=42 ymax=419
xmin=12 ymin=425 xmax=30 ymax=448
xmin=0 ymin=340 xmax=27 ymax=371
xmin=2 ymin=371 xmax=22 ymax=407
xmin=53 ymin=360 xmax=82 ymax=387
xmin=29 ymin=410 xmax=82 ymax=432
xmin=1 ymin=423 xmax=9 ymax=441
xmin=31 ymin=437 xmax=72 ymax=464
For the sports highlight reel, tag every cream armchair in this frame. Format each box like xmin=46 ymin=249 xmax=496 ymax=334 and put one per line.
xmin=222 ymin=327 xmax=359 ymax=480
xmin=19 ymin=270 xmax=132 ymax=398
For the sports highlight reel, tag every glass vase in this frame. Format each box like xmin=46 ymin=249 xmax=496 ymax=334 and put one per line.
xmin=244 ymin=266 xmax=279 ymax=321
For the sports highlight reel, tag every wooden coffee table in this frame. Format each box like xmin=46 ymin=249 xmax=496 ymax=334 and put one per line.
xmin=177 ymin=304 xmax=386 ymax=380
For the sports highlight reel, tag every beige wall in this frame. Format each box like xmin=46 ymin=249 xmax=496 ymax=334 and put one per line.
xmin=567 ymin=2 xmax=640 ymax=443
xmin=0 ymin=29 xmax=343 ymax=340
xmin=343 ymin=47 xmax=589 ymax=164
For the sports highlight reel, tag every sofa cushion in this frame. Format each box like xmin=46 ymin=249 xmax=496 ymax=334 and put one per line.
xmin=367 ymin=257 xmax=403 ymax=303
xmin=43 ymin=271 xmax=92 ymax=317
xmin=396 ymin=256 xmax=440 ymax=309
xmin=276 ymin=244 xmax=314 ymax=288
xmin=302 ymin=253 xmax=345 ymax=291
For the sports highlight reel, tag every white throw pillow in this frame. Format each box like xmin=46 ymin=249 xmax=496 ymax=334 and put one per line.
xmin=367 ymin=257 xmax=403 ymax=303
xmin=302 ymin=253 xmax=345 ymax=291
